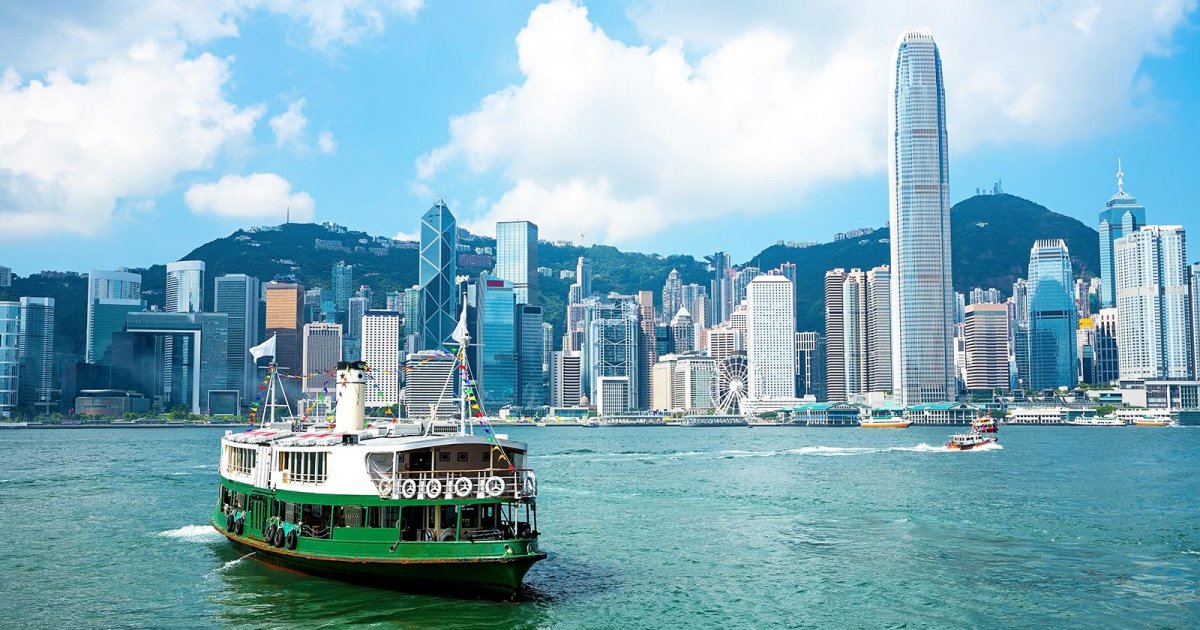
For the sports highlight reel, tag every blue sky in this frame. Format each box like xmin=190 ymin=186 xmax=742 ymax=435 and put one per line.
xmin=1 ymin=0 xmax=1198 ymax=275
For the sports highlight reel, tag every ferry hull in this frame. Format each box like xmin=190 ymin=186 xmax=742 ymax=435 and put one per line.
xmin=860 ymin=421 xmax=911 ymax=429
xmin=217 ymin=523 xmax=545 ymax=598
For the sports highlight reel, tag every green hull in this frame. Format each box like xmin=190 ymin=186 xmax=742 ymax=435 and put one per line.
xmin=212 ymin=516 xmax=545 ymax=597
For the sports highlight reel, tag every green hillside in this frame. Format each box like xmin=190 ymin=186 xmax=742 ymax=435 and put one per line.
xmin=1 ymin=193 xmax=1099 ymax=355
xmin=755 ymin=193 xmax=1100 ymax=331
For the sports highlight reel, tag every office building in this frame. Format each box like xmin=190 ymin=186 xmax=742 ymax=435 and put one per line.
xmin=1192 ymin=264 xmax=1200 ymax=378
xmin=550 ymin=350 xmax=582 ymax=407
xmin=0 ymin=302 xmax=18 ymax=416
xmin=165 ymin=260 xmax=205 ymax=313
xmin=746 ymin=275 xmax=796 ymax=401
xmin=86 ymin=270 xmax=142 ymax=363
xmin=495 ymin=221 xmax=539 ymax=305
xmin=1093 ymin=308 xmax=1120 ymax=384
xmin=1098 ymin=163 xmax=1146 ymax=308
xmin=888 ymin=28 xmax=956 ymax=405
xmin=361 ymin=310 xmax=402 ymax=407
xmin=474 ymin=275 xmax=517 ymax=411
xmin=385 ymin=290 xmax=404 ymax=313
xmin=302 ymin=323 xmax=342 ymax=395
xmin=1026 ymin=240 xmax=1077 ymax=389
xmin=264 ymin=282 xmax=305 ymax=372
xmin=866 ymin=266 xmax=892 ymax=392
xmin=823 ymin=269 xmax=848 ymax=401
xmin=662 ymin=269 xmax=683 ymax=319
xmin=1114 ymin=225 xmax=1191 ymax=380
xmin=575 ymin=256 xmax=592 ymax=301
xmin=583 ymin=297 xmax=640 ymax=412
xmin=796 ymin=331 xmax=826 ymax=401
xmin=636 ymin=290 xmax=657 ymax=410
xmin=119 ymin=312 xmax=229 ymax=414
xmin=332 ymin=261 xmax=353 ymax=313
xmin=18 ymin=297 xmax=55 ymax=413
xmin=0 ymin=265 xmax=11 ymax=288
xmin=652 ymin=354 xmax=717 ymax=412
xmin=963 ymin=303 xmax=1009 ymax=392
xmin=214 ymin=274 xmax=261 ymax=401
xmin=670 ymin=307 xmax=694 ymax=354
xmin=419 ymin=200 xmax=457 ymax=350
xmin=842 ymin=269 xmax=868 ymax=395
xmin=516 ymin=304 xmax=547 ymax=408
xmin=403 ymin=351 xmax=456 ymax=420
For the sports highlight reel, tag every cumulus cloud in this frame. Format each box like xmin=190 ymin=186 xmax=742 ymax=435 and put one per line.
xmin=317 ymin=130 xmax=337 ymax=154
xmin=420 ymin=0 xmax=1196 ymax=244
xmin=270 ymin=98 xmax=309 ymax=148
xmin=264 ymin=0 xmax=426 ymax=50
xmin=185 ymin=172 xmax=315 ymax=221
xmin=0 ymin=41 xmax=263 ymax=238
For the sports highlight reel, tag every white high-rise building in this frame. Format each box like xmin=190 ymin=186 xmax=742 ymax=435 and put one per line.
xmin=362 ymin=310 xmax=402 ymax=407
xmin=166 ymin=260 xmax=205 ymax=313
xmin=866 ymin=266 xmax=893 ymax=393
xmin=1114 ymin=225 xmax=1192 ymax=380
xmin=888 ymin=28 xmax=955 ymax=405
xmin=550 ymin=350 xmax=582 ymax=407
xmin=404 ymin=351 xmax=457 ymax=419
xmin=963 ymin=303 xmax=1009 ymax=391
xmin=746 ymin=275 xmax=796 ymax=401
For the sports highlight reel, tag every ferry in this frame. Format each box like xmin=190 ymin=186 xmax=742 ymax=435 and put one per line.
xmin=859 ymin=418 xmax=911 ymax=429
xmin=1114 ymin=409 xmax=1175 ymax=427
xmin=971 ymin=416 xmax=998 ymax=433
xmin=1067 ymin=416 xmax=1125 ymax=427
xmin=945 ymin=430 xmax=997 ymax=451
xmin=212 ymin=360 xmax=546 ymax=597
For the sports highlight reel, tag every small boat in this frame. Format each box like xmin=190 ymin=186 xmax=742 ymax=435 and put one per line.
xmin=971 ymin=416 xmax=998 ymax=433
xmin=945 ymin=430 xmax=997 ymax=451
xmin=582 ymin=419 xmax=601 ymax=427
xmin=860 ymin=418 xmax=911 ymax=429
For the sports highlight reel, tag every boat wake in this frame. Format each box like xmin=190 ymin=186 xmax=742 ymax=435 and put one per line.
xmin=218 ymin=552 xmax=255 ymax=571
xmin=160 ymin=524 xmax=222 ymax=543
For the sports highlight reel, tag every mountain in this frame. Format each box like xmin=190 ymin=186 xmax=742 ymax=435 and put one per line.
xmin=0 ymin=193 xmax=1098 ymax=356
xmin=755 ymin=193 xmax=1100 ymax=331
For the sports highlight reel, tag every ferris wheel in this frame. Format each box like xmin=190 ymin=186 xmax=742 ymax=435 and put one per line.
xmin=715 ymin=353 xmax=749 ymax=415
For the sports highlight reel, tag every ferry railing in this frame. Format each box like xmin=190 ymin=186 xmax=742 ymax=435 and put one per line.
xmin=382 ymin=468 xmax=536 ymax=501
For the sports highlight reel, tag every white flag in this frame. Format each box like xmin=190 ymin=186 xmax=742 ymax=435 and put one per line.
xmin=450 ymin=301 xmax=469 ymax=344
xmin=249 ymin=334 xmax=277 ymax=361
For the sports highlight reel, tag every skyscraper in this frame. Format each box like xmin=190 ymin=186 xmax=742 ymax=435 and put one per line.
xmin=888 ymin=28 xmax=955 ymax=405
xmin=516 ymin=304 xmax=547 ymax=408
xmin=419 ymin=201 xmax=457 ymax=350
xmin=636 ymin=290 xmax=657 ymax=410
xmin=963 ymin=303 xmax=1009 ymax=392
xmin=575 ymin=256 xmax=592 ymax=302
xmin=302 ymin=322 xmax=342 ymax=394
xmin=823 ymin=269 xmax=848 ymax=402
xmin=332 ymin=261 xmax=353 ymax=313
xmin=670 ymin=307 xmax=694 ymax=354
xmin=1114 ymin=225 xmax=1191 ymax=380
xmin=662 ymin=269 xmax=683 ymax=319
xmin=842 ymin=269 xmax=867 ymax=396
xmin=264 ymin=282 xmax=305 ymax=372
xmin=1098 ymin=163 xmax=1146 ymax=309
xmin=1093 ymin=308 xmax=1120 ymax=385
xmin=86 ymin=270 xmax=142 ymax=363
xmin=0 ymin=301 xmax=19 ymax=416
xmin=165 ymin=260 xmax=205 ymax=313
xmin=361 ymin=310 xmax=402 ymax=407
xmin=795 ymin=331 xmax=826 ymax=401
xmin=18 ymin=297 xmax=54 ymax=414
xmin=474 ymin=275 xmax=517 ymax=411
xmin=214 ymin=274 xmax=261 ymax=400
xmin=1192 ymin=264 xmax=1200 ymax=378
xmin=0 ymin=265 xmax=11 ymax=288
xmin=746 ymin=275 xmax=796 ymax=401
xmin=582 ymin=297 xmax=639 ymax=412
xmin=549 ymin=351 xmax=582 ymax=408
xmin=1026 ymin=240 xmax=1077 ymax=389
xmin=866 ymin=266 xmax=892 ymax=393
xmin=495 ymin=221 xmax=538 ymax=305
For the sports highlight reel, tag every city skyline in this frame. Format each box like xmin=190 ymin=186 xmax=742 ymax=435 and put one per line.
xmin=1 ymin=2 xmax=1199 ymax=275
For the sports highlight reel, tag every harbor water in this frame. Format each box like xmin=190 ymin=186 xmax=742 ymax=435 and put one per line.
xmin=2 ymin=426 xmax=1198 ymax=628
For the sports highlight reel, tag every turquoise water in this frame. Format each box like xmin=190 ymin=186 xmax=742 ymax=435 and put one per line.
xmin=2 ymin=426 xmax=1198 ymax=628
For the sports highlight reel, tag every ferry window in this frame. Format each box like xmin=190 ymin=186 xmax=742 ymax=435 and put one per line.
xmin=300 ymin=504 xmax=332 ymax=539
xmin=397 ymin=454 xmax=405 ymax=463
xmin=400 ymin=506 xmax=422 ymax=540
xmin=224 ymin=445 xmax=256 ymax=476
xmin=457 ymin=451 xmax=469 ymax=462
xmin=461 ymin=505 xmax=479 ymax=529
xmin=482 ymin=451 xmax=489 ymax=463
xmin=376 ymin=506 xmax=400 ymax=529
xmin=336 ymin=506 xmax=364 ymax=528
xmin=438 ymin=451 xmax=450 ymax=462
xmin=281 ymin=450 xmax=329 ymax=485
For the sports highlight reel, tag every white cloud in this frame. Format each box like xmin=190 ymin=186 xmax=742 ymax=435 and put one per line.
xmin=317 ymin=130 xmax=338 ymax=154
xmin=420 ymin=0 xmax=1196 ymax=245
xmin=392 ymin=229 xmax=419 ymax=241
xmin=185 ymin=172 xmax=315 ymax=221
xmin=0 ymin=41 xmax=263 ymax=238
xmin=270 ymin=98 xmax=309 ymax=148
xmin=264 ymin=0 xmax=426 ymax=50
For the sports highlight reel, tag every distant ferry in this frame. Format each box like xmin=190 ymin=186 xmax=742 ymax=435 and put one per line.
xmin=971 ymin=417 xmax=998 ymax=433
xmin=1067 ymin=417 xmax=1125 ymax=427
xmin=1113 ymin=409 xmax=1175 ymax=427
xmin=859 ymin=418 xmax=911 ymax=429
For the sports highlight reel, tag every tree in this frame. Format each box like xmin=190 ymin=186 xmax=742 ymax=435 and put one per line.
xmin=1095 ymin=405 xmax=1116 ymax=418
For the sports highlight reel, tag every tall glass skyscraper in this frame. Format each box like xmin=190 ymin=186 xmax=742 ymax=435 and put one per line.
xmin=516 ymin=304 xmax=547 ymax=408
xmin=1098 ymin=163 xmax=1146 ymax=309
xmin=888 ymin=28 xmax=955 ymax=404
xmin=1026 ymin=240 xmax=1077 ymax=389
xmin=166 ymin=260 xmax=205 ymax=313
xmin=332 ymin=261 xmax=353 ymax=314
xmin=419 ymin=201 xmax=457 ymax=351
xmin=86 ymin=270 xmax=143 ymax=364
xmin=0 ymin=301 xmax=19 ymax=417
xmin=214 ymin=273 xmax=261 ymax=400
xmin=474 ymin=274 xmax=517 ymax=411
xmin=495 ymin=221 xmax=538 ymax=305
xmin=18 ymin=297 xmax=55 ymax=414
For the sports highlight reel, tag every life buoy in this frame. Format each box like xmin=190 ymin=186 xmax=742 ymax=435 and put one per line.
xmin=484 ymin=476 xmax=505 ymax=498
xmin=522 ymin=473 xmax=537 ymax=497
xmin=234 ymin=516 xmax=245 ymax=536
xmin=424 ymin=479 xmax=443 ymax=498
xmin=226 ymin=513 xmax=235 ymax=532
xmin=272 ymin=525 xmax=285 ymax=548
xmin=378 ymin=479 xmax=393 ymax=497
xmin=400 ymin=478 xmax=418 ymax=499
xmin=438 ymin=528 xmax=456 ymax=542
xmin=453 ymin=477 xmax=473 ymax=497
xmin=285 ymin=529 xmax=298 ymax=550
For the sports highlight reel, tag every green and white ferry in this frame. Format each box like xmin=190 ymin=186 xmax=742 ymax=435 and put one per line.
xmin=212 ymin=360 xmax=545 ymax=597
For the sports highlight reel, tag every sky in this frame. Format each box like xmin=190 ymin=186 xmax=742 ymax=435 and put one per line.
xmin=1 ymin=0 xmax=1198 ymax=275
